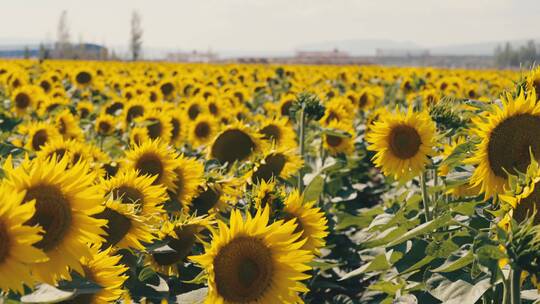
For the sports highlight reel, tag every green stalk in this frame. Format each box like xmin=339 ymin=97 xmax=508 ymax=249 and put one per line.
xmin=297 ymin=105 xmax=306 ymax=192
xmin=420 ymin=171 xmax=431 ymax=222
xmin=510 ymin=268 xmax=522 ymax=304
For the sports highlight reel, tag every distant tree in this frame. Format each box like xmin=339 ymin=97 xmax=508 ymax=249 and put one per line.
xmin=56 ymin=10 xmax=71 ymax=58
xmin=23 ymin=46 xmax=30 ymax=59
xmin=130 ymin=11 xmax=143 ymax=61
xmin=495 ymin=40 xmax=538 ymax=68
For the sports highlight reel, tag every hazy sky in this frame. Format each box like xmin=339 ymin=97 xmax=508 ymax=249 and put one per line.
xmin=0 ymin=0 xmax=539 ymax=52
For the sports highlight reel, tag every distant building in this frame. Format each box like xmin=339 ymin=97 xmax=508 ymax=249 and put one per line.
xmin=166 ymin=50 xmax=219 ymax=63
xmin=0 ymin=43 xmax=108 ymax=60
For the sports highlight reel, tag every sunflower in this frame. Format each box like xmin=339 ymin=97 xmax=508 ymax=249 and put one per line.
xmin=94 ymin=199 xmax=156 ymax=250
xmin=124 ymin=139 xmax=179 ymax=191
xmin=367 ymin=108 xmax=436 ymax=182
xmin=95 ymin=114 xmax=117 ymax=136
xmin=3 ymin=155 xmax=106 ymax=284
xmin=277 ymin=94 xmax=297 ymax=117
xmin=257 ymin=116 xmax=297 ymax=149
xmin=169 ymin=155 xmax=205 ymax=213
xmin=135 ymin=109 xmax=173 ymax=142
xmin=251 ymin=179 xmax=283 ymax=211
xmin=54 ymin=109 xmax=84 ymax=140
xmin=190 ymin=207 xmax=313 ymax=304
xmin=526 ymin=66 xmax=540 ymax=100
xmin=123 ymin=98 xmax=146 ymax=128
xmin=469 ymin=91 xmax=540 ymax=197
xmin=188 ymin=114 xmax=220 ymax=148
xmin=35 ymin=137 xmax=78 ymax=162
xmin=19 ymin=121 xmax=62 ymax=152
xmin=77 ymin=101 xmax=94 ymax=119
xmin=158 ymin=78 xmax=177 ymax=100
xmin=185 ymin=98 xmax=205 ymax=121
xmin=129 ymin=126 xmax=149 ymax=146
xmin=72 ymin=68 xmax=94 ymax=89
xmin=70 ymin=245 xmax=128 ymax=304
xmin=0 ymin=183 xmax=47 ymax=293
xmin=168 ymin=109 xmax=185 ymax=146
xmin=100 ymin=169 xmax=168 ymax=223
xmin=323 ymin=120 xmax=356 ymax=156
xmin=281 ymin=190 xmax=328 ymax=255
xmin=208 ymin=121 xmax=265 ymax=166
xmin=500 ymin=158 xmax=540 ymax=225
xmin=191 ymin=175 xmax=242 ymax=215
xmin=10 ymin=85 xmax=38 ymax=116
xmin=321 ymin=98 xmax=355 ymax=126
xmin=146 ymin=215 xmax=212 ymax=276
xmin=249 ymin=147 xmax=303 ymax=184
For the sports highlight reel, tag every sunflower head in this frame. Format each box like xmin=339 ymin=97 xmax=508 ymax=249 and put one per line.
xmin=190 ymin=207 xmax=313 ymax=303
xmin=367 ymin=107 xmax=436 ymax=182
xmin=208 ymin=121 xmax=266 ymax=166
xmin=469 ymin=90 xmax=540 ymax=197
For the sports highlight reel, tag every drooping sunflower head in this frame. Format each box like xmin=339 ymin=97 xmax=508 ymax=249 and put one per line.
xmin=53 ymin=109 xmax=84 ymax=140
xmin=134 ymin=109 xmax=173 ymax=142
xmin=76 ymin=100 xmax=94 ymax=119
xmin=95 ymin=113 xmax=117 ymax=136
xmin=72 ymin=245 xmax=128 ymax=303
xmin=190 ymin=207 xmax=313 ymax=303
xmin=251 ymin=179 xmax=284 ymax=211
xmin=122 ymin=98 xmax=146 ymax=128
xmin=0 ymin=183 xmax=47 ymax=293
xmin=93 ymin=198 xmax=156 ymax=250
xmin=366 ymin=107 xmax=436 ymax=182
xmin=190 ymin=174 xmax=243 ymax=215
xmin=257 ymin=116 xmax=297 ymax=149
xmin=208 ymin=121 xmax=266 ymax=166
xmin=168 ymin=109 xmax=185 ymax=146
xmin=323 ymin=120 xmax=356 ymax=156
xmin=526 ymin=66 xmax=540 ymax=101
xmin=249 ymin=146 xmax=303 ymax=184
xmin=469 ymin=91 xmax=540 ymax=198
xmin=124 ymin=139 xmax=179 ymax=191
xmin=169 ymin=155 xmax=205 ymax=213
xmin=3 ymin=155 xmax=106 ymax=284
xmin=280 ymin=189 xmax=329 ymax=255
xmin=146 ymin=215 xmax=213 ymax=277
xmin=101 ymin=168 xmax=168 ymax=223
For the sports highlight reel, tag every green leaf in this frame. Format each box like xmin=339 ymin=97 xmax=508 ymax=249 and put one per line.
xmin=138 ymin=267 xmax=158 ymax=283
xmin=336 ymin=207 xmax=384 ymax=230
xmin=303 ymin=174 xmax=324 ymax=203
xmin=308 ymin=259 xmax=341 ymax=271
xmin=426 ymin=239 xmax=459 ymax=258
xmin=368 ymin=280 xmax=406 ymax=296
xmin=361 ymin=226 xmax=409 ymax=249
xmin=340 ymin=251 xmax=393 ymax=280
xmin=426 ymin=273 xmax=491 ymax=304
xmin=431 ymin=249 xmax=473 ymax=273
xmin=386 ymin=214 xmax=453 ymax=247
xmin=21 ymin=284 xmax=75 ymax=303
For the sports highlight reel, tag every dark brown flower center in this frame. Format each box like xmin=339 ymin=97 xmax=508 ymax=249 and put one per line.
xmin=211 ymin=129 xmax=255 ymax=165
xmin=32 ymin=129 xmax=49 ymax=151
xmin=214 ymin=237 xmax=273 ymax=303
xmin=0 ymin=221 xmax=9 ymax=264
xmin=191 ymin=187 xmax=220 ymax=215
xmin=487 ymin=114 xmax=540 ymax=178
xmin=388 ymin=125 xmax=422 ymax=159
xmin=110 ymin=185 xmax=144 ymax=207
xmin=325 ymin=134 xmax=343 ymax=148
xmin=281 ymin=100 xmax=293 ymax=116
xmin=160 ymin=83 xmax=174 ymax=96
xmin=260 ymin=125 xmax=281 ymax=142
xmin=252 ymin=153 xmax=286 ymax=183
xmin=195 ymin=122 xmax=211 ymax=139
xmin=24 ymin=184 xmax=72 ymax=251
xmin=76 ymin=71 xmax=92 ymax=85
xmin=126 ymin=105 xmax=144 ymax=123
xmin=171 ymin=118 xmax=180 ymax=141
xmin=94 ymin=207 xmax=132 ymax=248
xmin=146 ymin=118 xmax=162 ymax=140
xmin=15 ymin=93 xmax=30 ymax=109
xmin=188 ymin=104 xmax=201 ymax=120
xmin=135 ymin=153 xmax=164 ymax=184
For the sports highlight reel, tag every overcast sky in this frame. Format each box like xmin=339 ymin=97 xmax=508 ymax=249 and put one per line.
xmin=0 ymin=0 xmax=539 ymax=52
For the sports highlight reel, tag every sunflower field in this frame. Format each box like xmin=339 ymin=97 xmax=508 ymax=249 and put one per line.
xmin=1 ymin=60 xmax=540 ymax=304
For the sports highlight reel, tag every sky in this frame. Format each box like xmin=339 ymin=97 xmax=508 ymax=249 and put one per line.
xmin=0 ymin=0 xmax=539 ymax=53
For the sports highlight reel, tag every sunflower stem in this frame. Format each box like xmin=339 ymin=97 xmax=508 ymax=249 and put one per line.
xmin=297 ymin=105 xmax=306 ymax=192
xmin=510 ymin=268 xmax=522 ymax=304
xmin=420 ymin=171 xmax=431 ymax=222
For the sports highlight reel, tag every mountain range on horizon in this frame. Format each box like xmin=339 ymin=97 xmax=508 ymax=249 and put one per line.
xmin=0 ymin=37 xmax=538 ymax=58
